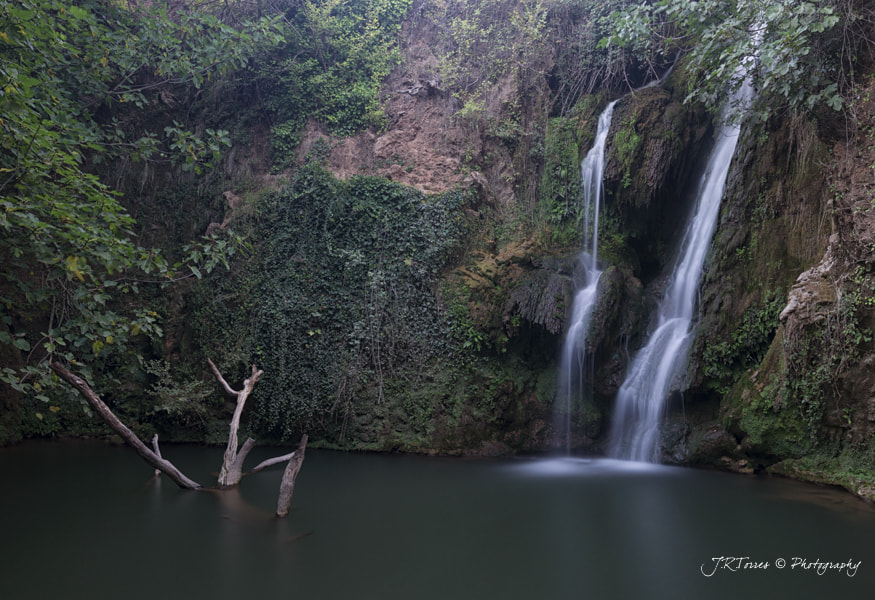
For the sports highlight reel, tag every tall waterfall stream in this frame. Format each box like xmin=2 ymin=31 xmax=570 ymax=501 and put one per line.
xmin=609 ymin=84 xmax=753 ymax=461
xmin=555 ymin=100 xmax=617 ymax=452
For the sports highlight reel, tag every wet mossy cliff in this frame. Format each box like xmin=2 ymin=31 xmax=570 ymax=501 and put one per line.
xmin=6 ymin=1 xmax=875 ymax=500
xmin=259 ymin=2 xmax=875 ymax=501
xmin=677 ymin=91 xmax=875 ymax=500
xmin=595 ymin=84 xmax=875 ymax=501
xmin=236 ymin=3 xmax=724 ymax=457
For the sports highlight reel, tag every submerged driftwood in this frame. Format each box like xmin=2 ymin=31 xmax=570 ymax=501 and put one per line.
xmin=50 ymin=362 xmax=201 ymax=490
xmin=208 ymin=359 xmax=262 ymax=488
xmin=276 ymin=434 xmax=308 ymax=518
xmin=52 ymin=360 xmax=308 ymax=518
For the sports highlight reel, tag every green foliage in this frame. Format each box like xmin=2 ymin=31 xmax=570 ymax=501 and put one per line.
xmin=246 ymin=166 xmax=466 ymax=439
xmin=783 ymin=291 xmax=871 ymax=440
xmin=270 ymin=120 xmax=304 ymax=169
xmin=613 ymin=116 xmax=640 ymax=188
xmin=770 ymin=453 xmax=875 ymax=500
xmin=426 ymin=0 xmax=549 ymax=115
xmin=144 ymin=360 xmax=215 ymax=427
xmin=163 ymin=123 xmax=232 ymax=175
xmin=540 ymin=116 xmax=583 ymax=225
xmin=702 ymin=291 xmax=785 ymax=394
xmin=602 ymin=0 xmax=864 ymax=121
xmin=181 ymin=236 xmax=264 ymax=407
xmin=257 ymin=0 xmax=413 ymax=142
xmin=456 ymin=94 xmax=487 ymax=125
xmin=0 ymin=0 xmax=277 ymax=398
xmin=440 ymin=283 xmax=488 ymax=352
xmin=538 ymin=97 xmax=609 ymax=246
xmin=850 ymin=265 xmax=875 ymax=310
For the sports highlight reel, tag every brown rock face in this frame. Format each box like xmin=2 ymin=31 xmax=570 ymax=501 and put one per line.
xmin=779 ymin=234 xmax=840 ymax=327
xmin=295 ymin=30 xmax=484 ymax=196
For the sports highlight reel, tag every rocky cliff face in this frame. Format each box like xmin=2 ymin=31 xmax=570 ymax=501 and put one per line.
xmin=229 ymin=2 xmax=875 ymax=496
xmin=281 ymin=2 xmax=714 ymax=456
xmin=296 ymin=8 xmax=543 ymax=210
xmin=669 ymin=78 xmax=875 ymax=500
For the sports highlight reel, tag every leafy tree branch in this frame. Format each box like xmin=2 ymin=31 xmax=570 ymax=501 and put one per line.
xmin=600 ymin=0 xmax=873 ymax=121
xmin=0 ymin=0 xmax=280 ymax=399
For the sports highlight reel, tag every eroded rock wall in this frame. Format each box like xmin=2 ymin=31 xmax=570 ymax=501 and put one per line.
xmin=238 ymin=1 xmax=875 ymax=491
xmin=667 ymin=79 xmax=875 ymax=500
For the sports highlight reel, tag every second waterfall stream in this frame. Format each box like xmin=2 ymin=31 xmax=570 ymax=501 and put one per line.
xmin=608 ymin=83 xmax=753 ymax=462
xmin=556 ymin=100 xmax=617 ymax=453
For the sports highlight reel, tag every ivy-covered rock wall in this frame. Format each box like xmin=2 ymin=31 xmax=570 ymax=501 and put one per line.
xmin=7 ymin=0 xmax=875 ymax=503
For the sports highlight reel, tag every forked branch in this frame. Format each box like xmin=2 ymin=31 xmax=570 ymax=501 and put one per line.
xmin=207 ymin=359 xmax=263 ymax=488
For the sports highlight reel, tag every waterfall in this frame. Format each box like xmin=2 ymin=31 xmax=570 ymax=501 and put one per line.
xmin=555 ymin=100 xmax=617 ymax=453
xmin=608 ymin=83 xmax=753 ymax=462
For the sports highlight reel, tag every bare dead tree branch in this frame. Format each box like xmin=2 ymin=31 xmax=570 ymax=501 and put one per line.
xmin=206 ymin=357 xmax=238 ymax=398
xmin=250 ymin=450 xmax=297 ymax=473
xmin=207 ymin=359 xmax=263 ymax=487
xmin=51 ymin=362 xmax=201 ymax=490
xmin=276 ymin=434 xmax=308 ymax=518
xmin=151 ymin=433 xmax=163 ymax=476
xmin=53 ymin=358 xmax=310 ymax=515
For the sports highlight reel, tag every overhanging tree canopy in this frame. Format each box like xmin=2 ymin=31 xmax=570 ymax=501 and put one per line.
xmin=600 ymin=0 xmax=873 ymax=121
xmin=0 ymin=0 xmax=283 ymax=395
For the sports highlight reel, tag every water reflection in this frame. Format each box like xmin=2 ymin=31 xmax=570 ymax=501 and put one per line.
xmin=1 ymin=442 xmax=874 ymax=600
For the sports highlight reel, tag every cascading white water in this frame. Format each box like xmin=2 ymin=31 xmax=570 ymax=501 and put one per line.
xmin=556 ymin=100 xmax=617 ymax=453
xmin=608 ymin=83 xmax=753 ymax=462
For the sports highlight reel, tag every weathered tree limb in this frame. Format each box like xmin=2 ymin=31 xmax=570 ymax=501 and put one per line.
xmin=208 ymin=359 xmax=263 ymax=488
xmin=276 ymin=434 xmax=308 ymax=518
xmin=206 ymin=357 xmax=237 ymax=399
xmin=250 ymin=450 xmax=297 ymax=473
xmin=151 ymin=434 xmax=162 ymax=476
xmin=220 ymin=437 xmax=256 ymax=486
xmin=50 ymin=362 xmax=201 ymax=490
xmin=52 ymin=360 xmax=310 ymax=514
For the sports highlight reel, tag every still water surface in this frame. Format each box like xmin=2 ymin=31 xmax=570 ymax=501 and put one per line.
xmin=1 ymin=441 xmax=874 ymax=600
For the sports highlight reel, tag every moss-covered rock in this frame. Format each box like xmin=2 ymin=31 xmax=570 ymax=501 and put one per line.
xmin=603 ymin=83 xmax=712 ymax=280
xmin=768 ymin=457 xmax=875 ymax=503
xmin=504 ymin=259 xmax=574 ymax=335
xmin=719 ymin=329 xmax=814 ymax=461
xmin=686 ymin=421 xmax=739 ymax=464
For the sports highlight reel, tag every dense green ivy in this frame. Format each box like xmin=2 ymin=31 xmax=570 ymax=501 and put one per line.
xmin=540 ymin=115 xmax=585 ymax=228
xmin=248 ymin=166 xmax=466 ymax=438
